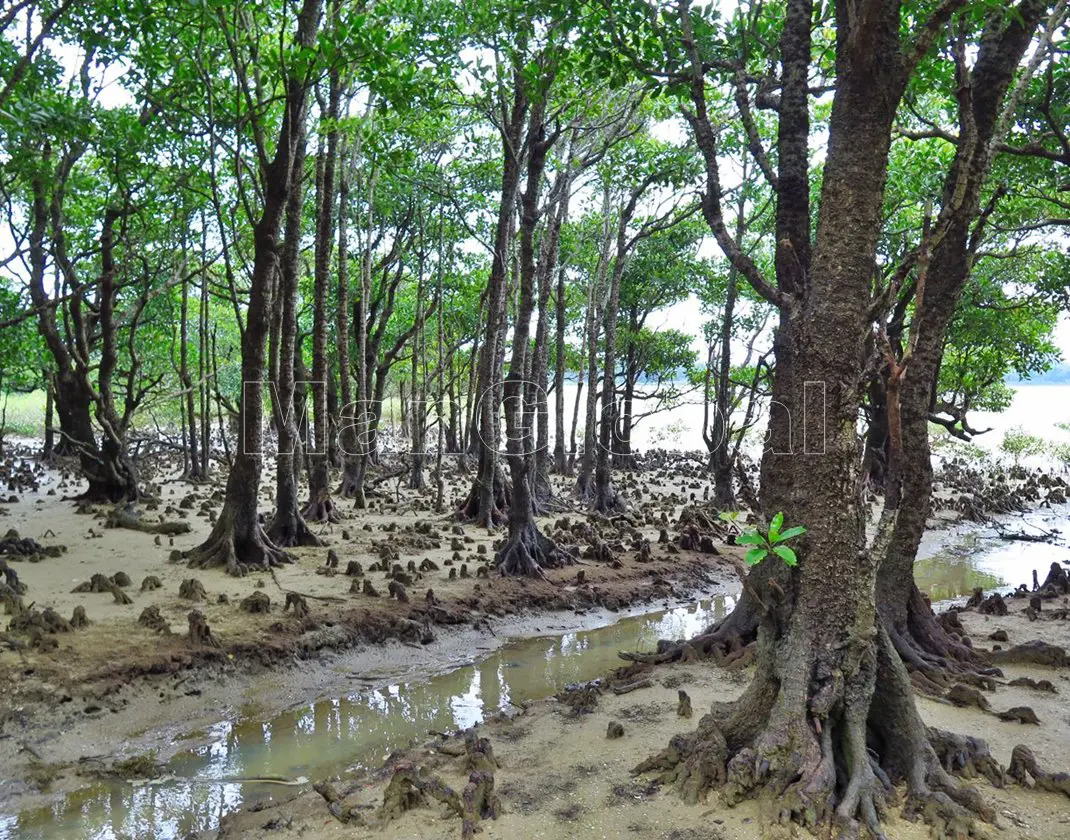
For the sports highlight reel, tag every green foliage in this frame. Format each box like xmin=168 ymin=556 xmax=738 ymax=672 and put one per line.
xmin=716 ymin=509 xmax=748 ymax=535
xmin=1050 ymin=442 xmax=1070 ymax=472
xmin=737 ymin=512 xmax=807 ymax=568
xmin=1000 ymin=427 xmax=1046 ymax=464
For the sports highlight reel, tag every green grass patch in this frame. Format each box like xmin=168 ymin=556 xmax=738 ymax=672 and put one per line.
xmin=0 ymin=390 xmax=47 ymax=438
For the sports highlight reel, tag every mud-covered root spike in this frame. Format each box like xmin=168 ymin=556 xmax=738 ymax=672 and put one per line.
xmin=187 ymin=610 xmax=220 ymax=648
xmin=461 ymin=770 xmax=501 ymax=840
xmin=378 ymin=762 xmax=464 ymax=823
xmin=1007 ymin=744 xmax=1070 ymax=798
xmin=284 ymin=592 xmax=310 ymax=619
xmin=495 ymin=522 xmax=574 ymax=578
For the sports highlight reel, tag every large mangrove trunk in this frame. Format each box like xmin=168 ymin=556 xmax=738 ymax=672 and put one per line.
xmin=641 ymin=3 xmax=999 ymax=835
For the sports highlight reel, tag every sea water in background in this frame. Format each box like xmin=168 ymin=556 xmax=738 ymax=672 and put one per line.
xmin=493 ymin=381 xmax=1070 ymax=457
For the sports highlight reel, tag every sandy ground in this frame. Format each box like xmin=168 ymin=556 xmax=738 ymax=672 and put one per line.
xmin=215 ymin=597 xmax=1070 ymax=840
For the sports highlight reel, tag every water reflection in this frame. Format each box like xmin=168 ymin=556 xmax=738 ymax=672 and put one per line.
xmin=916 ymin=509 xmax=1070 ymax=603
xmin=8 ymin=594 xmax=732 ymax=840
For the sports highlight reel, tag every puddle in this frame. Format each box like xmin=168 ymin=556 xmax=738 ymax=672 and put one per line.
xmin=5 ymin=507 xmax=1069 ymax=840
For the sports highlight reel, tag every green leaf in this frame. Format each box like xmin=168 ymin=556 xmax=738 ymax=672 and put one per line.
xmin=735 ymin=532 xmax=765 ymax=546
xmin=768 ymin=511 xmax=784 ymax=541
xmin=745 ymin=548 xmax=768 ymax=566
xmin=774 ymin=525 xmax=807 ymax=543
xmin=772 ymin=546 xmax=798 ymax=567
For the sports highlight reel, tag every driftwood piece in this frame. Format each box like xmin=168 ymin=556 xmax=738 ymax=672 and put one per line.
xmin=106 ymin=505 xmax=191 ymax=535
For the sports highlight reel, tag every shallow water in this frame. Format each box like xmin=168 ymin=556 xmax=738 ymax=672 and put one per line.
xmin=915 ymin=506 xmax=1070 ymax=602
xmin=6 ymin=508 xmax=1069 ymax=840
xmin=2 ymin=593 xmax=738 ymax=840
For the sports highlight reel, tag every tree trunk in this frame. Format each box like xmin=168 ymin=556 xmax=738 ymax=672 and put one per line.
xmin=643 ymin=2 xmax=1000 ymax=833
xmin=530 ymin=159 xmax=572 ymax=511
xmin=497 ymin=93 xmax=570 ymax=576
xmin=267 ymin=122 xmax=321 ymax=548
xmin=576 ymin=185 xmax=612 ymax=497
xmin=304 ymin=72 xmax=340 ymax=524
xmin=552 ymin=262 xmax=568 ymax=474
xmin=409 ymin=217 xmax=428 ymax=491
xmin=879 ymin=0 xmax=1048 ymax=685
xmin=459 ymin=73 xmax=526 ymax=527
xmin=186 ymin=0 xmax=322 ymax=575
xmin=42 ymin=372 xmax=55 ymax=462
xmin=180 ymin=266 xmax=200 ymax=479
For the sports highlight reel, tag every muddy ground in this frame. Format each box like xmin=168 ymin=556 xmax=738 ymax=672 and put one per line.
xmin=2 ymin=443 xmax=1068 ymax=838
xmin=215 ymin=594 xmax=1070 ymax=840
xmin=0 ymin=448 xmax=732 ymax=811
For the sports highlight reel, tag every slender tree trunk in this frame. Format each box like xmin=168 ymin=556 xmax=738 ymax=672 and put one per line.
xmin=459 ymin=74 xmax=526 ymax=526
xmin=199 ymin=222 xmax=211 ymax=476
xmin=186 ymin=0 xmax=322 ymax=575
xmin=268 ymin=124 xmax=321 ymax=548
xmin=552 ymin=263 xmax=568 ymax=474
xmin=576 ymin=185 xmax=612 ymax=497
xmin=180 ymin=268 xmax=200 ymax=479
xmin=879 ymin=0 xmax=1049 ymax=684
xmin=497 ymin=94 xmax=570 ymax=575
xmin=304 ymin=71 xmax=340 ymax=523
xmin=42 ymin=372 xmax=55 ymax=462
xmin=409 ymin=216 xmax=427 ymax=490
xmin=530 ymin=159 xmax=571 ymax=510
xmin=709 ymin=184 xmax=746 ymax=506
xmin=434 ymin=216 xmax=447 ymax=511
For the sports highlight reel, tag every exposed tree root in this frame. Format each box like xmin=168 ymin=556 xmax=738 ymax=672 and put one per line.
xmin=185 ymin=517 xmax=293 ymax=577
xmin=634 ymin=625 xmax=996 ymax=839
xmin=105 ymin=505 xmax=191 ymax=535
xmin=989 ymin=640 xmax=1069 ymax=668
xmin=495 ymin=521 xmax=574 ymax=578
xmin=302 ymin=491 xmax=340 ymax=524
xmin=457 ymin=471 xmax=510 ymax=528
xmin=878 ymin=584 xmax=1006 ymax=699
xmin=1007 ymin=745 xmax=1070 ymax=798
xmin=266 ymin=510 xmax=323 ymax=548
xmin=336 ymin=464 xmax=363 ymax=501
xmin=584 ymin=479 xmax=627 ymax=516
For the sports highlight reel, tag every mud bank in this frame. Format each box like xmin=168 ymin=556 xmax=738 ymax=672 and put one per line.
xmin=206 ymin=592 xmax=1070 ymax=840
